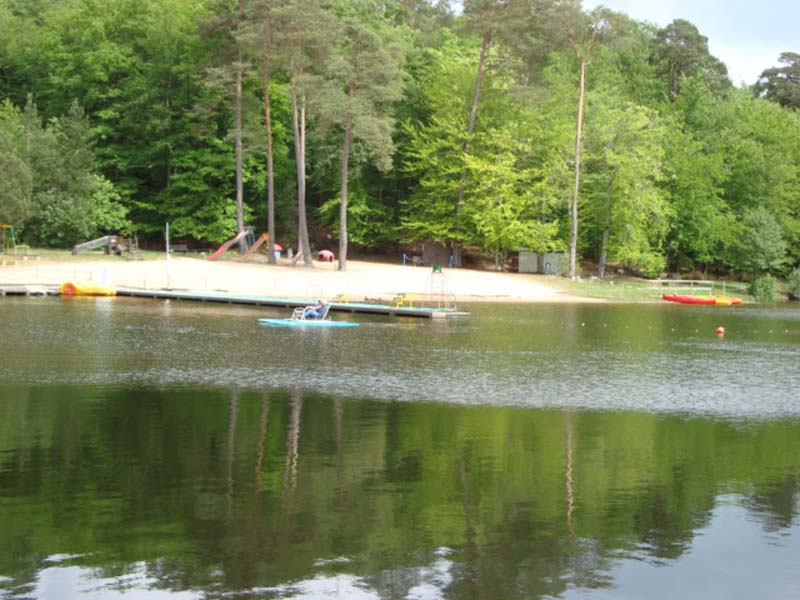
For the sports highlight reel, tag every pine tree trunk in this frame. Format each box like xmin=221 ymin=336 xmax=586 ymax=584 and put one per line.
xmin=339 ymin=84 xmax=353 ymax=272
xmin=282 ymin=389 xmax=303 ymax=493
xmin=234 ymin=9 xmax=245 ymax=255
xmin=569 ymin=57 xmax=586 ymax=280
xmin=290 ymin=59 xmax=313 ymax=268
xmin=225 ymin=392 xmax=238 ymax=517
xmin=263 ymin=11 xmax=276 ymax=265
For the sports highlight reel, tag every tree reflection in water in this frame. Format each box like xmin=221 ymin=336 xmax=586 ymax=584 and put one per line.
xmin=0 ymin=387 xmax=799 ymax=599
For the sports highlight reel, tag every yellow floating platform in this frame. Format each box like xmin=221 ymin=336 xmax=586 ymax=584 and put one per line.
xmin=60 ymin=281 xmax=117 ymax=296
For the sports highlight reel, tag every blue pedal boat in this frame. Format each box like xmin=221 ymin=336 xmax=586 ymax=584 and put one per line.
xmin=258 ymin=318 xmax=359 ymax=328
xmin=258 ymin=302 xmax=359 ymax=328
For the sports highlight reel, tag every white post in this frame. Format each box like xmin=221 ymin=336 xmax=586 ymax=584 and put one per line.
xmin=165 ymin=222 xmax=171 ymax=289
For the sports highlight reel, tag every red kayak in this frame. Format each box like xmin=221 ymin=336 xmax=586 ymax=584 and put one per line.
xmin=662 ymin=294 xmax=742 ymax=306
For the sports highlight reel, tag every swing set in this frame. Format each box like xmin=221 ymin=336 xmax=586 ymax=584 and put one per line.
xmin=0 ymin=224 xmax=19 ymax=256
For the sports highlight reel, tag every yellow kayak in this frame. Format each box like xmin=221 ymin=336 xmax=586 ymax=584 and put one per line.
xmin=662 ymin=294 xmax=742 ymax=306
xmin=711 ymin=295 xmax=742 ymax=305
xmin=60 ymin=281 xmax=117 ymax=296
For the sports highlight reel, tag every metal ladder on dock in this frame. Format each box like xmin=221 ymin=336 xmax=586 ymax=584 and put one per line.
xmin=425 ymin=265 xmax=453 ymax=309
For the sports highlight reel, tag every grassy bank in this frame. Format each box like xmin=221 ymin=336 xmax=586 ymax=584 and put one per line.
xmin=6 ymin=247 xmax=209 ymax=263
xmin=553 ymin=276 xmax=753 ymax=302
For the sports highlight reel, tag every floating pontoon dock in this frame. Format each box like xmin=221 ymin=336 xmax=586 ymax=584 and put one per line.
xmin=0 ymin=284 xmax=469 ymax=318
xmin=0 ymin=285 xmax=54 ymax=297
xmin=118 ymin=288 xmax=468 ymax=319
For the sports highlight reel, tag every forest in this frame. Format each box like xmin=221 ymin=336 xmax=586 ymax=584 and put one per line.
xmin=1 ymin=0 xmax=799 ymax=281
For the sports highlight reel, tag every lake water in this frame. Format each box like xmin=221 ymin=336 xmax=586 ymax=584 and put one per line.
xmin=1 ymin=297 xmax=799 ymax=599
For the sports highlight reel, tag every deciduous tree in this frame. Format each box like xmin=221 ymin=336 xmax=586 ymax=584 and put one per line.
xmin=584 ymin=96 xmax=667 ymax=278
xmin=0 ymin=101 xmax=32 ymax=225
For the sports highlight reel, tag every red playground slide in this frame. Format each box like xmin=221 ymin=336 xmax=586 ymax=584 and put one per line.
xmin=205 ymin=230 xmax=248 ymax=260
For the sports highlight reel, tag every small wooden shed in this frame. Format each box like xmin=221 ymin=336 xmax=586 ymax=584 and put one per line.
xmin=518 ymin=251 xmax=566 ymax=274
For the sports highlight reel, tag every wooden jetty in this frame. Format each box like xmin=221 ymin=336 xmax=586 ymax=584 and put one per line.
xmin=116 ymin=288 xmax=469 ymax=319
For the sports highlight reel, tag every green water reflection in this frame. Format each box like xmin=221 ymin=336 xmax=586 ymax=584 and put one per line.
xmin=1 ymin=386 xmax=799 ymax=599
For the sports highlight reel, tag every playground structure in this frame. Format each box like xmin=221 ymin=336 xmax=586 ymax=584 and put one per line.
xmin=1 ymin=224 xmax=18 ymax=256
xmin=206 ymin=228 xmax=283 ymax=262
xmin=73 ymin=235 xmax=120 ymax=255
xmin=239 ymin=232 xmax=281 ymax=261
xmin=71 ymin=234 xmax=142 ymax=260
xmin=0 ymin=224 xmax=37 ymax=263
xmin=205 ymin=229 xmax=250 ymax=261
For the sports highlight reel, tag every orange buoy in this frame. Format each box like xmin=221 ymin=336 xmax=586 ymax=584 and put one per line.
xmin=715 ymin=326 xmax=725 ymax=336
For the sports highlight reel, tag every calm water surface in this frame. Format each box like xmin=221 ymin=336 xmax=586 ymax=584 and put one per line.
xmin=1 ymin=297 xmax=799 ymax=599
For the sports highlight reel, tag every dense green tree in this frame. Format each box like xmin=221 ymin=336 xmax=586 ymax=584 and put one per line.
xmin=787 ymin=268 xmax=800 ymax=299
xmin=448 ymin=0 xmax=505 ymax=268
xmin=659 ymin=77 xmax=731 ymax=271
xmin=402 ymin=110 xmax=469 ymax=244
xmin=729 ymin=207 xmax=787 ymax=275
xmin=651 ymin=19 xmax=731 ymax=102
xmin=21 ymin=100 xmax=129 ymax=245
xmin=601 ymin=19 xmax=664 ymax=106
xmin=1 ymin=0 xmax=798 ymax=277
xmin=715 ymin=90 xmax=800 ymax=264
xmin=317 ymin=186 xmax=396 ymax=249
xmin=584 ymin=96 xmax=667 ymax=278
xmin=0 ymin=100 xmax=32 ymax=225
xmin=401 ymin=36 xmax=481 ymax=247
xmin=661 ymin=122 xmax=730 ymax=271
xmin=755 ymin=52 xmax=800 ymax=110
xmin=464 ymin=127 xmax=558 ymax=268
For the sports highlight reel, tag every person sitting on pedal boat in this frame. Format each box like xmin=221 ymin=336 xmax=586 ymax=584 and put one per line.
xmin=303 ymin=299 xmax=327 ymax=320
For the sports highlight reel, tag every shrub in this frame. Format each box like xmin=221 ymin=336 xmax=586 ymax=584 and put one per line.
xmin=729 ymin=207 xmax=787 ymax=274
xmin=750 ymin=274 xmax=777 ymax=303
xmin=788 ymin=269 xmax=800 ymax=300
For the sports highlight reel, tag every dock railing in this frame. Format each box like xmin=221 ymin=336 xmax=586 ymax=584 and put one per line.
xmin=650 ymin=279 xmax=714 ymax=296
xmin=648 ymin=279 xmax=749 ymax=297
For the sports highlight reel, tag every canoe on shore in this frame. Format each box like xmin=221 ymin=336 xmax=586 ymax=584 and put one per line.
xmin=662 ymin=294 xmax=742 ymax=306
xmin=258 ymin=318 xmax=359 ymax=328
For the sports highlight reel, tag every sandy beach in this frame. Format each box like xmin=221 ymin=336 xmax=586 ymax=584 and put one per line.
xmin=0 ymin=255 xmax=598 ymax=303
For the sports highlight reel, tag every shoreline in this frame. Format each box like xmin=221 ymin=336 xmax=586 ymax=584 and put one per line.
xmin=0 ymin=255 xmax=604 ymax=304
